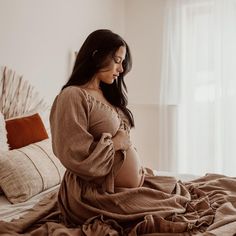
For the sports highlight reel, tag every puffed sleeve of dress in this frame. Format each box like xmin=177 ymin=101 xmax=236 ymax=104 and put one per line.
xmin=49 ymin=86 xmax=122 ymax=192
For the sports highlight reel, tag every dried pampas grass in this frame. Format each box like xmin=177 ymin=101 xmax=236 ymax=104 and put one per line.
xmin=0 ymin=66 xmax=49 ymax=119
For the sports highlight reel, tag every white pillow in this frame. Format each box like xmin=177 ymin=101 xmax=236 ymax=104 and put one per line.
xmin=0 ymin=112 xmax=9 ymax=152
xmin=0 ymin=139 xmax=65 ymax=203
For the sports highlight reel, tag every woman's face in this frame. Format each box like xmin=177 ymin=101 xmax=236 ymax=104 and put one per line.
xmin=95 ymin=46 xmax=126 ymax=84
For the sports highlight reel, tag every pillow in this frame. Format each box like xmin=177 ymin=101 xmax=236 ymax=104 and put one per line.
xmin=0 ymin=139 xmax=65 ymax=204
xmin=5 ymin=113 xmax=48 ymax=149
xmin=0 ymin=112 xmax=9 ymax=152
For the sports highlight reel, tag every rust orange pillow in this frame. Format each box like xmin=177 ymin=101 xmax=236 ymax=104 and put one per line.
xmin=6 ymin=113 xmax=48 ymax=150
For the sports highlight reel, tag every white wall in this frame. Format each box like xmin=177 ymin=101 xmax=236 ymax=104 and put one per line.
xmin=124 ymin=0 xmax=165 ymax=105
xmin=0 ymin=0 xmax=166 ymax=170
xmin=0 ymin=0 xmax=125 ymax=105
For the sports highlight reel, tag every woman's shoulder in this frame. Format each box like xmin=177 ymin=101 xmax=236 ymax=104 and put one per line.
xmin=50 ymin=86 xmax=90 ymax=118
xmin=59 ymin=86 xmax=89 ymax=101
xmin=61 ymin=85 xmax=86 ymax=96
xmin=53 ymin=86 xmax=91 ymax=110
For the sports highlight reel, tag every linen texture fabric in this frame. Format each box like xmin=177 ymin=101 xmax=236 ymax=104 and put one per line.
xmin=0 ymin=139 xmax=65 ymax=204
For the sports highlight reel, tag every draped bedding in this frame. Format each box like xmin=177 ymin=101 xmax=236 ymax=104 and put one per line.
xmin=0 ymin=171 xmax=236 ymax=236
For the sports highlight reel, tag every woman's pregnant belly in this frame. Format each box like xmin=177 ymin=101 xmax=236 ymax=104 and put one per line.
xmin=114 ymin=146 xmax=143 ymax=188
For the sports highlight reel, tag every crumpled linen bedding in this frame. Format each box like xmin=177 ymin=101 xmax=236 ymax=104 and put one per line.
xmin=0 ymin=172 xmax=236 ymax=236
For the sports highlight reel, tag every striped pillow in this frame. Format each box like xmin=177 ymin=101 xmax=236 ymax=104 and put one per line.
xmin=0 ymin=139 xmax=65 ymax=203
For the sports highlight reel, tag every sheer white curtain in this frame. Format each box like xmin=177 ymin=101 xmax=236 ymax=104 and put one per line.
xmin=158 ymin=0 xmax=182 ymax=172
xmin=160 ymin=0 xmax=236 ymax=176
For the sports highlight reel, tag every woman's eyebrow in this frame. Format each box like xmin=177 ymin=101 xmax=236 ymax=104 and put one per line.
xmin=114 ymin=55 xmax=125 ymax=61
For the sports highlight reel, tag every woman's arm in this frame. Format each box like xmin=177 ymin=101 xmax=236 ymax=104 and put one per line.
xmin=50 ymin=87 xmax=116 ymax=181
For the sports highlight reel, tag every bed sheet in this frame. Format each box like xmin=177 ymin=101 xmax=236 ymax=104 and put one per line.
xmin=0 ymin=185 xmax=59 ymax=222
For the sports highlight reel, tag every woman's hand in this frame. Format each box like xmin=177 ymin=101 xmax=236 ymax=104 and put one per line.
xmin=112 ymin=129 xmax=131 ymax=151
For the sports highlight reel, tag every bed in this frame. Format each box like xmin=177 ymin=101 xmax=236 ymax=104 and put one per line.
xmin=0 ymin=67 xmax=236 ymax=235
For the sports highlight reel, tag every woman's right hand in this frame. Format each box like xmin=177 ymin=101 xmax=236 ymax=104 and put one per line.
xmin=112 ymin=129 xmax=131 ymax=151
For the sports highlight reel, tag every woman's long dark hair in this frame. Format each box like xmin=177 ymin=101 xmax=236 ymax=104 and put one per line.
xmin=62 ymin=29 xmax=134 ymax=127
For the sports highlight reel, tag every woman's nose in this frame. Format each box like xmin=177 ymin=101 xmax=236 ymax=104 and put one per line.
xmin=118 ymin=64 xmax=124 ymax=73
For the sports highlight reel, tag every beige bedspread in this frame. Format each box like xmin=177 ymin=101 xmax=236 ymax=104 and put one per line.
xmin=0 ymin=173 xmax=236 ymax=235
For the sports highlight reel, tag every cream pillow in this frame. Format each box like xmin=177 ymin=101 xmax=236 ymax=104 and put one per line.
xmin=0 ymin=139 xmax=65 ymax=204
xmin=0 ymin=112 xmax=9 ymax=152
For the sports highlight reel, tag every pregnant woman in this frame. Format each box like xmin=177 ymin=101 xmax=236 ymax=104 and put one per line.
xmin=50 ymin=29 xmax=147 ymax=225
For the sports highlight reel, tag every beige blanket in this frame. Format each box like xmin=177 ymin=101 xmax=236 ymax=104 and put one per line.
xmin=0 ymin=173 xmax=236 ymax=236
